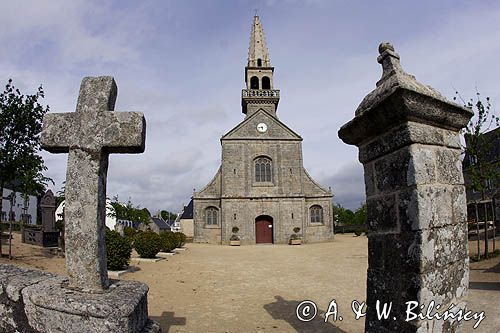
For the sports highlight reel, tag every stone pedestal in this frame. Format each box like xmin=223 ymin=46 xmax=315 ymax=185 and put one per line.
xmin=0 ymin=264 xmax=160 ymax=333
xmin=338 ymin=43 xmax=473 ymax=332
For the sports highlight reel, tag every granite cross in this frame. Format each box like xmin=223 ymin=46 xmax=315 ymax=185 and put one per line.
xmin=41 ymin=76 xmax=146 ymax=291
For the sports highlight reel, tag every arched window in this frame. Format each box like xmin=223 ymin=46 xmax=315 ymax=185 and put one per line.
xmin=262 ymin=76 xmax=271 ymax=89
xmin=255 ymin=157 xmax=272 ymax=182
xmin=205 ymin=207 xmax=218 ymax=225
xmin=250 ymin=76 xmax=259 ymax=89
xmin=310 ymin=205 xmax=323 ymax=223
xmin=257 ymin=58 xmax=262 ymax=67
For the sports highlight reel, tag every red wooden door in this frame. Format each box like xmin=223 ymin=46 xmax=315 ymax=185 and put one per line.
xmin=255 ymin=217 xmax=273 ymax=243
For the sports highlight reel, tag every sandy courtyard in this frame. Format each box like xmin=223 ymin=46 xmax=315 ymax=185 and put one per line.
xmin=1 ymin=233 xmax=499 ymax=332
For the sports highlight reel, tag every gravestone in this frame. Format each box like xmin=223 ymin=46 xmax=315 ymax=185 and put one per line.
xmin=0 ymin=76 xmax=160 ymax=332
xmin=339 ymin=43 xmax=473 ymax=332
xmin=22 ymin=190 xmax=59 ymax=247
xmin=40 ymin=190 xmax=56 ymax=231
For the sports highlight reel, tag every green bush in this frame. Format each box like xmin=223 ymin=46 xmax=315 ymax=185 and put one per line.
xmin=159 ymin=232 xmax=177 ymax=252
xmin=176 ymin=232 xmax=187 ymax=248
xmin=133 ymin=231 xmax=162 ymax=258
xmin=105 ymin=230 xmax=132 ymax=270
xmin=124 ymin=226 xmax=137 ymax=238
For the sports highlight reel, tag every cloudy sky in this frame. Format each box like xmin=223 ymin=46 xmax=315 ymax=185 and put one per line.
xmin=2 ymin=0 xmax=499 ymax=213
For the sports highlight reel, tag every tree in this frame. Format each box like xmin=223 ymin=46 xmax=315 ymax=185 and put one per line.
xmin=160 ymin=210 xmax=178 ymax=221
xmin=0 ymin=79 xmax=51 ymax=257
xmin=458 ymin=91 xmax=500 ymax=259
xmin=353 ymin=203 xmax=367 ymax=226
xmin=333 ymin=204 xmax=355 ymax=225
xmin=109 ymin=196 xmax=151 ymax=225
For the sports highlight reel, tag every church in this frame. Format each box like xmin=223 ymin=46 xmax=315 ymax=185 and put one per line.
xmin=193 ymin=15 xmax=333 ymax=245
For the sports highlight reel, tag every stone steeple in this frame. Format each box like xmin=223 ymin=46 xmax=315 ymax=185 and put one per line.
xmin=242 ymin=15 xmax=280 ymax=117
xmin=247 ymin=15 xmax=270 ymax=67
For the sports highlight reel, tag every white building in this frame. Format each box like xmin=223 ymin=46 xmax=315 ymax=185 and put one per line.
xmin=1 ymin=187 xmax=38 ymax=224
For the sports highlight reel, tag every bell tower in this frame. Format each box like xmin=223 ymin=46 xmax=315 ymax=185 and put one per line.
xmin=242 ymin=15 xmax=280 ymax=117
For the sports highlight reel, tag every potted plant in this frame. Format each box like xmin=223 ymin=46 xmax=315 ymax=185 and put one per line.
xmin=289 ymin=227 xmax=302 ymax=245
xmin=230 ymin=226 xmax=240 ymax=246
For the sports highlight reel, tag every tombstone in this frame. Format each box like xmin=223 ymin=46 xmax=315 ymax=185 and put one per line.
xmin=338 ymin=43 xmax=473 ymax=332
xmin=0 ymin=76 xmax=160 ymax=332
xmin=40 ymin=190 xmax=56 ymax=231
xmin=22 ymin=190 xmax=59 ymax=247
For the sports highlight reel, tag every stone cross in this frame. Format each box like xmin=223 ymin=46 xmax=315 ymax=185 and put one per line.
xmin=339 ymin=43 xmax=473 ymax=332
xmin=41 ymin=76 xmax=146 ymax=291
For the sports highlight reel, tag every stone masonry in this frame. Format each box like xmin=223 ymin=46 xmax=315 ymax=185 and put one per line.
xmin=42 ymin=76 xmax=146 ymax=291
xmin=338 ymin=43 xmax=473 ymax=332
xmin=193 ymin=15 xmax=333 ymax=245
xmin=0 ymin=76 xmax=159 ymax=332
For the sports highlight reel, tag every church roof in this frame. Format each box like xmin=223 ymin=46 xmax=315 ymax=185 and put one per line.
xmin=247 ymin=15 xmax=271 ymax=67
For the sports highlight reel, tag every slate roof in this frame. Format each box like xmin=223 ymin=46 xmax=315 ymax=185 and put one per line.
xmin=151 ymin=217 xmax=170 ymax=231
xmin=180 ymin=199 xmax=193 ymax=219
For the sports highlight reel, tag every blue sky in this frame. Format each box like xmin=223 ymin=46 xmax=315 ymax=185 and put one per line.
xmin=2 ymin=0 xmax=499 ymax=213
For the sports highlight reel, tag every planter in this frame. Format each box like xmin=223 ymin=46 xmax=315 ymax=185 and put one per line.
xmin=230 ymin=240 xmax=241 ymax=246
xmin=290 ymin=239 xmax=302 ymax=245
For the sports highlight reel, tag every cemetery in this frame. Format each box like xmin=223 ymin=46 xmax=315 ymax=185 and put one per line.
xmin=0 ymin=5 xmax=499 ymax=333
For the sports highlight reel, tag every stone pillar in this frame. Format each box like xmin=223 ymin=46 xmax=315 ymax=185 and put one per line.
xmin=338 ymin=43 xmax=473 ymax=332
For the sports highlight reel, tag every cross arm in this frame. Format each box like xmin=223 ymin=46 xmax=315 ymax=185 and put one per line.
xmin=41 ymin=112 xmax=78 ymax=153
xmin=101 ymin=111 xmax=146 ymax=154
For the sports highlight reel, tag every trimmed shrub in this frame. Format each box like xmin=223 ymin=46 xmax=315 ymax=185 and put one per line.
xmin=105 ymin=230 xmax=132 ymax=271
xmin=159 ymin=232 xmax=177 ymax=252
xmin=124 ymin=226 xmax=137 ymax=238
xmin=176 ymin=232 xmax=187 ymax=248
xmin=134 ymin=231 xmax=162 ymax=258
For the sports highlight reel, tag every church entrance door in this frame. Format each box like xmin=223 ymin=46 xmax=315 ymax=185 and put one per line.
xmin=255 ymin=215 xmax=273 ymax=244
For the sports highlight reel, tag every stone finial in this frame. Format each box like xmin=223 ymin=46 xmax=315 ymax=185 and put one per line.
xmin=376 ymin=42 xmax=403 ymax=86
xmin=351 ymin=42 xmax=454 ymax=117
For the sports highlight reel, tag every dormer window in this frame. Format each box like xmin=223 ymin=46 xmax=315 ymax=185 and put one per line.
xmin=257 ymin=58 xmax=262 ymax=67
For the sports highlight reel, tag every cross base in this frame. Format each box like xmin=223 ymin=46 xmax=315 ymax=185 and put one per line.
xmin=0 ymin=264 xmax=161 ymax=333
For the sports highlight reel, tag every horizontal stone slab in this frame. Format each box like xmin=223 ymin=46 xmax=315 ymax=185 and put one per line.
xmin=108 ymin=266 xmax=140 ymax=277
xmin=131 ymin=257 xmax=164 ymax=263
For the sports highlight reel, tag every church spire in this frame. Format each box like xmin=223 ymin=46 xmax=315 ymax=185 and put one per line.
xmin=242 ymin=15 xmax=280 ymax=117
xmin=247 ymin=15 xmax=271 ymax=67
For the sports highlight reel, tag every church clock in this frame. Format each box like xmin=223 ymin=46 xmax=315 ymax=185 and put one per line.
xmin=257 ymin=123 xmax=268 ymax=133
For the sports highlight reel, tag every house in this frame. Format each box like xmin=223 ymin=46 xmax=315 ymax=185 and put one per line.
xmin=1 ymin=181 xmax=39 ymax=224
xmin=178 ymin=199 xmax=193 ymax=237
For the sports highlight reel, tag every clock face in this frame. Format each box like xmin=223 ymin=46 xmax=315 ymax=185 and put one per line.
xmin=257 ymin=123 xmax=268 ymax=133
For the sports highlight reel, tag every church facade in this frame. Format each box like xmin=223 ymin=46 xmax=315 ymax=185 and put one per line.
xmin=193 ymin=15 xmax=333 ymax=245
